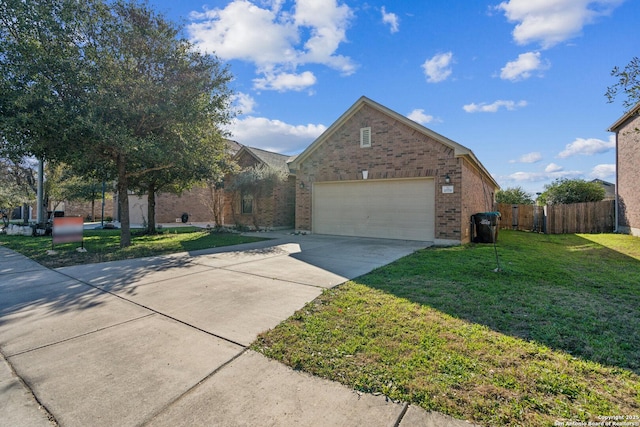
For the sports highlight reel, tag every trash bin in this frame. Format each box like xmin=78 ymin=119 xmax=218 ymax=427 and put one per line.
xmin=472 ymin=212 xmax=501 ymax=243
xmin=181 ymin=213 xmax=189 ymax=223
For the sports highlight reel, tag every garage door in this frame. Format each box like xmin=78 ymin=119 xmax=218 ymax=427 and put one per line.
xmin=312 ymin=178 xmax=435 ymax=241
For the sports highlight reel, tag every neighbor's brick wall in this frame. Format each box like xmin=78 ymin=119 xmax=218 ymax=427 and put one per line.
xmin=155 ymin=186 xmax=218 ymax=224
xmin=617 ymin=113 xmax=640 ymax=234
xmin=57 ymin=198 xmax=116 ymax=221
xmin=461 ymin=158 xmax=498 ymax=243
xmin=295 ymin=104 xmax=463 ymax=241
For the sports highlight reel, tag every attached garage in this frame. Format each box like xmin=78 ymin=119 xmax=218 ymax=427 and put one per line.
xmin=290 ymin=96 xmax=500 ymax=245
xmin=312 ymin=178 xmax=435 ymax=241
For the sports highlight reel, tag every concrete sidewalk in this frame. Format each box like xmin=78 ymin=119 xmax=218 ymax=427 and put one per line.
xmin=1 ymin=233 xmax=477 ymax=427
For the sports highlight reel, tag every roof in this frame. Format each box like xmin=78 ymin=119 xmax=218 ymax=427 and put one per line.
xmin=289 ymin=96 xmax=499 ymax=189
xmin=236 ymin=146 xmax=293 ymax=172
xmin=590 ymin=178 xmax=614 ymax=187
xmin=607 ymin=102 xmax=640 ymax=132
xmin=224 ymin=139 xmax=243 ymax=156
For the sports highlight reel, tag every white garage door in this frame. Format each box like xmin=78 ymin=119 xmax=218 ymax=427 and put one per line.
xmin=312 ymin=178 xmax=435 ymax=241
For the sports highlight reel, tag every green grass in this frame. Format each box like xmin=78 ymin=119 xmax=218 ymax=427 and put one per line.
xmin=0 ymin=227 xmax=266 ymax=268
xmin=252 ymin=230 xmax=640 ymax=426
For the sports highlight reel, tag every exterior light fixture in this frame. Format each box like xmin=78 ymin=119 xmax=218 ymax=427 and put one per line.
xmin=299 ymin=181 xmax=305 ymax=189
xmin=445 ymin=174 xmax=451 ymax=184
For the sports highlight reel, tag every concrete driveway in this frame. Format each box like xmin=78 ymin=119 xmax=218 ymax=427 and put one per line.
xmin=0 ymin=232 xmax=475 ymax=427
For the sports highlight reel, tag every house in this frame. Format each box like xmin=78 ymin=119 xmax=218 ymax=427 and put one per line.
xmin=222 ymin=146 xmax=296 ymax=230
xmin=152 ymin=141 xmax=296 ymax=229
xmin=590 ymin=179 xmax=616 ymax=201
xmin=608 ymin=102 xmax=640 ymax=236
xmin=289 ymin=96 xmax=499 ymax=245
xmin=126 ymin=96 xmax=499 ymax=244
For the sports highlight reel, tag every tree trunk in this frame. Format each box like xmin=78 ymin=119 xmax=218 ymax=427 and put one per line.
xmin=147 ymin=182 xmax=157 ymax=233
xmin=117 ymin=154 xmax=131 ymax=248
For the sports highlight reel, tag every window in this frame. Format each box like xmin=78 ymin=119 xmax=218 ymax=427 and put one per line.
xmin=360 ymin=127 xmax=371 ymax=148
xmin=241 ymin=193 xmax=253 ymax=214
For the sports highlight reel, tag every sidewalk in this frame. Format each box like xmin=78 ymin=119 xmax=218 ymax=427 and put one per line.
xmin=1 ymin=237 xmax=477 ymax=427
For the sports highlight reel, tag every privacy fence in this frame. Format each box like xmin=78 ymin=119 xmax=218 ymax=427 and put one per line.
xmin=496 ymin=200 xmax=615 ymax=234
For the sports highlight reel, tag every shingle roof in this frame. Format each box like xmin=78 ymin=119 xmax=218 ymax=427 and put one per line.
xmin=241 ymin=146 xmax=293 ymax=172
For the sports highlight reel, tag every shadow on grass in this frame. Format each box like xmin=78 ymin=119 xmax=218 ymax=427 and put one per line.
xmin=359 ymin=230 xmax=640 ymax=375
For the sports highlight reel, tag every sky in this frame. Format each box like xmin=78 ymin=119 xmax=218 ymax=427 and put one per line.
xmin=150 ymin=0 xmax=639 ymax=195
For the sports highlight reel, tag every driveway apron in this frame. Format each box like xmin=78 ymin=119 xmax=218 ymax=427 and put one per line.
xmin=0 ymin=233 xmax=479 ymax=427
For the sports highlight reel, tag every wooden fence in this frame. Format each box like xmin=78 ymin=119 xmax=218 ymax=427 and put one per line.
xmin=496 ymin=200 xmax=615 ymax=234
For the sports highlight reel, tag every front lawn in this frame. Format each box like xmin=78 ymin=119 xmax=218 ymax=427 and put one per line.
xmin=0 ymin=226 xmax=266 ymax=268
xmin=252 ymin=230 xmax=640 ymax=426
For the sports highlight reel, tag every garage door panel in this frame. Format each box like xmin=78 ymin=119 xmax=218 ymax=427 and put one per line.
xmin=312 ymin=179 xmax=435 ymax=241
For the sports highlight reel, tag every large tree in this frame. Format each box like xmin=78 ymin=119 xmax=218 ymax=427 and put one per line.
xmin=538 ymin=178 xmax=605 ymax=205
xmin=1 ymin=0 xmax=233 ymax=246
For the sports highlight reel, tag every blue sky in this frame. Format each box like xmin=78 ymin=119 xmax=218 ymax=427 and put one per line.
xmin=151 ymin=0 xmax=638 ymax=195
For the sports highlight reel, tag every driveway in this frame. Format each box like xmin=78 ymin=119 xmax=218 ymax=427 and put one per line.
xmin=0 ymin=232 xmax=473 ymax=427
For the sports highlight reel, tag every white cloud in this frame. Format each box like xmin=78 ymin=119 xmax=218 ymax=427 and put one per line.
xmin=187 ymin=0 xmax=355 ymax=92
xmin=293 ymin=0 xmax=355 ymax=74
xmin=232 ymin=92 xmax=257 ymax=115
xmin=517 ymin=152 xmax=543 ymax=163
xmin=253 ymin=71 xmax=317 ymax=92
xmin=497 ymin=0 xmax=625 ymax=48
xmin=422 ymin=52 xmax=453 ymax=83
xmin=463 ymin=100 xmax=527 ymax=113
xmin=381 ymin=6 xmax=399 ymax=33
xmin=545 ymin=163 xmax=563 ymax=173
xmin=188 ymin=1 xmax=297 ymax=65
xmin=228 ymin=115 xmax=326 ymax=154
xmin=500 ymin=51 xmax=550 ymax=81
xmin=557 ymin=135 xmax=615 ymax=158
xmin=407 ymin=109 xmax=435 ymax=125
xmin=590 ymin=164 xmax=616 ymax=179
xmin=507 ymin=168 xmax=581 ymax=182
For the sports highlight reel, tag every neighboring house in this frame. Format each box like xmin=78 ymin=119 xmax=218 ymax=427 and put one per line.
xmin=590 ymin=178 xmax=616 ymax=201
xmin=153 ymin=142 xmax=296 ymax=230
xmin=289 ymin=96 xmax=499 ymax=245
xmin=223 ymin=146 xmax=296 ymax=229
xmin=153 ymin=139 xmax=243 ymax=225
xmin=608 ymin=102 xmax=640 ymax=236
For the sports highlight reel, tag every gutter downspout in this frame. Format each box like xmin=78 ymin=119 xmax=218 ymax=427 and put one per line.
xmin=614 ymin=130 xmax=619 ymax=233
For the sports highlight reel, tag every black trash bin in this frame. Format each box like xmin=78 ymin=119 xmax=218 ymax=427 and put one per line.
xmin=181 ymin=213 xmax=189 ymax=223
xmin=472 ymin=212 xmax=501 ymax=243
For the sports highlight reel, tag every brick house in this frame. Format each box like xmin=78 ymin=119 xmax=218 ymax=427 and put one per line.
xmin=608 ymin=102 xmax=640 ymax=236
xmin=152 ymin=143 xmax=295 ymax=229
xmin=222 ymin=146 xmax=296 ymax=230
xmin=289 ymin=96 xmax=499 ymax=245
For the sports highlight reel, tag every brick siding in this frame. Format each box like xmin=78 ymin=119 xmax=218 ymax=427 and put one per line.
xmin=294 ymin=103 xmax=487 ymax=243
xmin=616 ymin=113 xmax=640 ymax=235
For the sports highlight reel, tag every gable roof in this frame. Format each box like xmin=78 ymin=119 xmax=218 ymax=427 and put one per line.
xmin=236 ymin=146 xmax=292 ymax=172
xmin=608 ymin=102 xmax=640 ymax=132
xmin=289 ymin=96 xmax=499 ymax=188
xmin=224 ymin=139 xmax=243 ymax=156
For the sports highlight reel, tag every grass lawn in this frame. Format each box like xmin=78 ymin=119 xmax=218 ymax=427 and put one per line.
xmin=252 ymin=230 xmax=640 ymax=426
xmin=0 ymin=226 xmax=266 ymax=268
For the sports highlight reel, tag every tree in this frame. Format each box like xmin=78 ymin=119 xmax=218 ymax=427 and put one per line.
xmin=538 ymin=178 xmax=605 ymax=205
xmin=227 ymin=164 xmax=288 ymax=230
xmin=0 ymin=156 xmax=37 ymax=214
xmin=495 ymin=186 xmax=534 ymax=205
xmin=606 ymin=57 xmax=640 ymax=110
xmin=1 ymin=0 xmax=233 ymax=246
